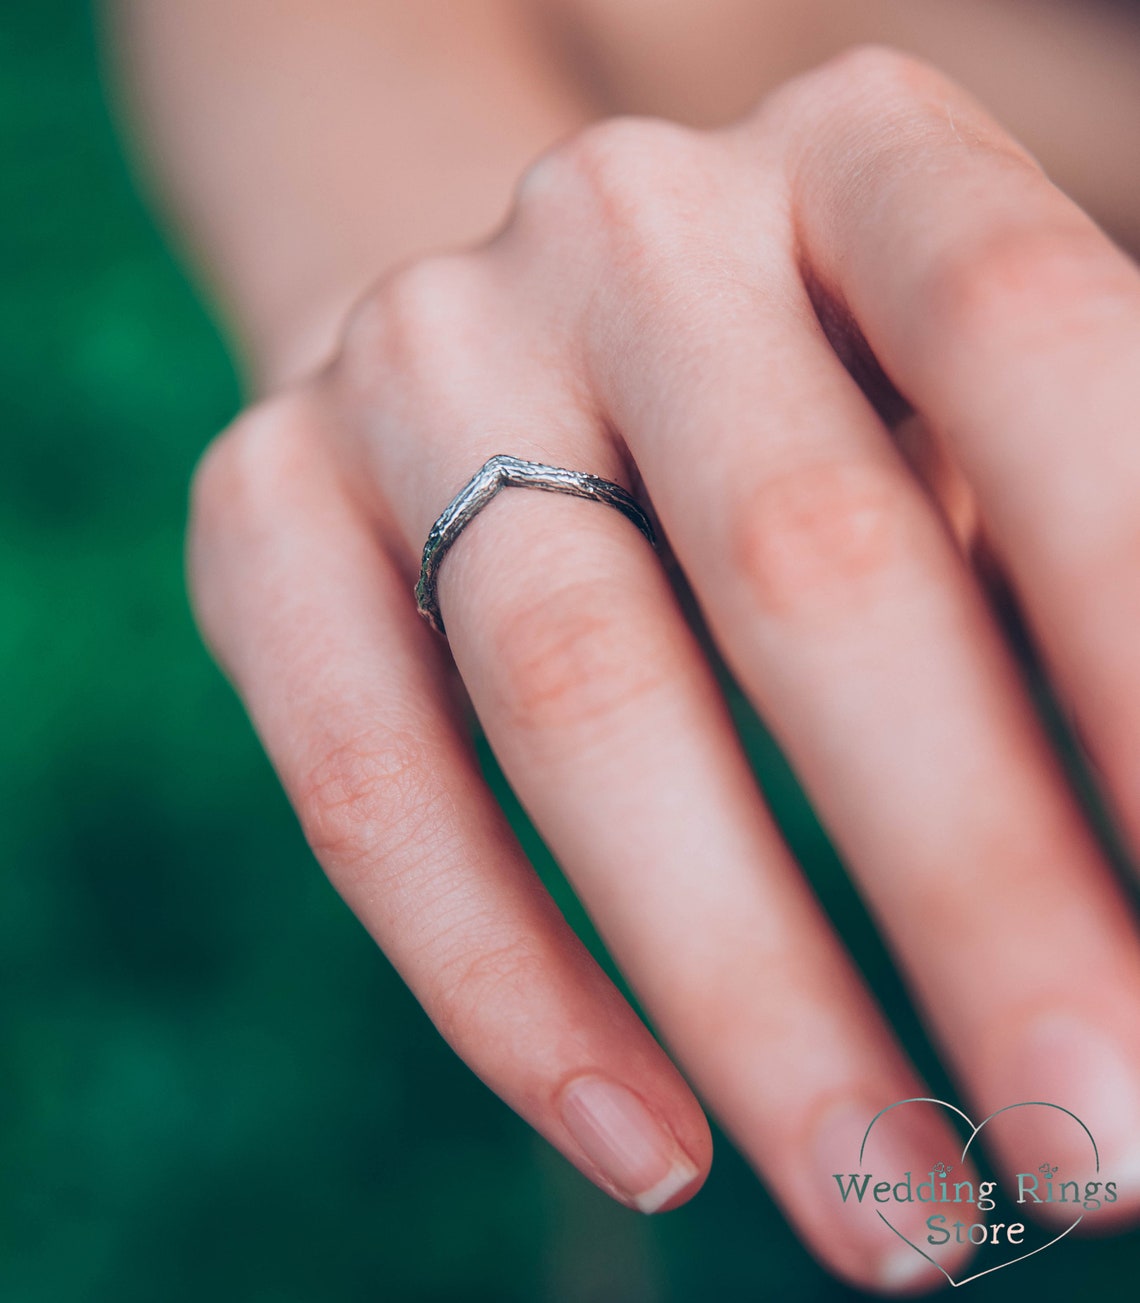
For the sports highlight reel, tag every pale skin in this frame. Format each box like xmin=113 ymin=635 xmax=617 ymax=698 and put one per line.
xmin=110 ymin=1 xmax=1140 ymax=1292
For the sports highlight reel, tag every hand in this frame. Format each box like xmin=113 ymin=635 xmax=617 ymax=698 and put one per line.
xmin=186 ymin=46 xmax=1140 ymax=1291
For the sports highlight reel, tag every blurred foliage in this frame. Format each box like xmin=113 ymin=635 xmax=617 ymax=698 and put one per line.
xmin=3 ymin=2 xmax=1140 ymax=1300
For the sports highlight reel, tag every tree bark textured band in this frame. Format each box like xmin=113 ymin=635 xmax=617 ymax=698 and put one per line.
xmin=415 ymin=453 xmax=658 ymax=636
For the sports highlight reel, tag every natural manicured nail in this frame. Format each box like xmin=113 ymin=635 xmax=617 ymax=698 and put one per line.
xmin=811 ymin=1098 xmax=973 ymax=1291
xmin=559 ymin=1075 xmax=700 ymax=1213
xmin=1014 ymin=1013 xmax=1140 ymax=1206
xmin=879 ymin=1245 xmax=939 ymax=1292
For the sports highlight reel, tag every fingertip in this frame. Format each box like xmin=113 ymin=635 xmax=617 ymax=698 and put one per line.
xmin=875 ymin=1246 xmax=953 ymax=1296
xmin=631 ymin=1155 xmax=705 ymax=1214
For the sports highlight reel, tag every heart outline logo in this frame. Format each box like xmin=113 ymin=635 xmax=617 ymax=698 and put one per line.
xmin=861 ymin=1097 xmax=1100 ymax=1288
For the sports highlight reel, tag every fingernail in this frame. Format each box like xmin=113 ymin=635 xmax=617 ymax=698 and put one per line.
xmin=559 ymin=1076 xmax=699 ymax=1213
xmin=879 ymin=1246 xmax=938 ymax=1292
xmin=1015 ymin=1013 xmax=1140 ymax=1203
xmin=812 ymin=1098 xmax=972 ymax=1291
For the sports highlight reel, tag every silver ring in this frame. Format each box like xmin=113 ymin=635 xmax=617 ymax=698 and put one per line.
xmin=415 ymin=453 xmax=658 ymax=636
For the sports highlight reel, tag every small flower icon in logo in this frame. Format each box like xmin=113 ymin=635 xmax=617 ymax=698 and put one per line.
xmin=1039 ymin=1162 xmax=1059 ymax=1176
xmin=932 ymin=1161 xmax=953 ymax=1178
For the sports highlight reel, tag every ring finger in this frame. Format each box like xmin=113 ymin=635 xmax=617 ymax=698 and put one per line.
xmin=327 ymin=256 xmax=972 ymax=1291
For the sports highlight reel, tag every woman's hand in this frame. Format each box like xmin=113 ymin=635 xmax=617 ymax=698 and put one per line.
xmin=187 ymin=46 xmax=1140 ymax=1291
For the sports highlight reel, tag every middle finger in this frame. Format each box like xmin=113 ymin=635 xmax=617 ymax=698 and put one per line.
xmin=574 ymin=120 xmax=1140 ymax=1199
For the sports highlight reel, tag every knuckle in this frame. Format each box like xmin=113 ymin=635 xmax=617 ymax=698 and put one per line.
xmin=730 ymin=460 xmax=910 ymax=616
xmin=186 ymin=395 xmax=316 ymax=643
xmin=188 ymin=425 xmax=244 ymax=548
xmin=769 ymin=41 xmax=1040 ymax=219
xmin=491 ymin=577 xmax=667 ymax=735
xmin=519 ymin=115 xmax=689 ymax=200
xmin=186 ymin=426 xmax=247 ymax=649
xmin=760 ymin=43 xmax=931 ymax=130
xmin=812 ymin=42 xmax=929 ymax=94
xmin=188 ymin=394 xmax=312 ymax=539
xmin=561 ymin=114 xmax=695 ymax=189
xmin=511 ymin=115 xmax=704 ymax=248
xmin=771 ymin=41 xmax=1020 ymax=161
xmin=337 ymin=252 xmax=486 ymax=395
xmin=923 ymin=216 xmax=1130 ymax=342
xmin=788 ymin=42 xmax=937 ymax=112
xmin=187 ymin=416 xmax=261 ymax=542
xmin=297 ymin=727 xmax=449 ymax=880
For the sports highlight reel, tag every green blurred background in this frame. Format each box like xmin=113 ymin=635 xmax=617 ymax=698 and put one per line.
xmin=4 ymin=3 xmax=1140 ymax=1299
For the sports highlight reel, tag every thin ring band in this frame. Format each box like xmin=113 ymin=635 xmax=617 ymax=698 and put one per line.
xmin=415 ymin=453 xmax=658 ymax=636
